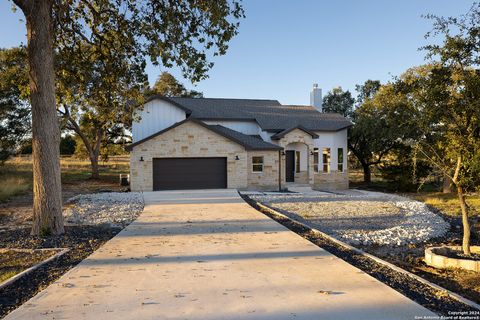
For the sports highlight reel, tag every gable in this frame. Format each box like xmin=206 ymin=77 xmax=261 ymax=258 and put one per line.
xmin=132 ymin=99 xmax=187 ymax=142
xmin=130 ymin=120 xmax=246 ymax=153
xmin=127 ymin=119 xmax=282 ymax=152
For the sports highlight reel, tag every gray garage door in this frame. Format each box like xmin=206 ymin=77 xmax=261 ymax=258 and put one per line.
xmin=152 ymin=157 xmax=227 ymax=190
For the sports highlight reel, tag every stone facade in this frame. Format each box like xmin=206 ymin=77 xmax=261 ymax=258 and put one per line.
xmin=273 ymin=129 xmax=315 ymax=185
xmin=130 ymin=121 xmax=349 ymax=192
xmin=130 ymin=121 xmax=282 ymax=191
xmin=130 ymin=121 xmax=248 ymax=191
xmin=313 ymin=171 xmax=349 ymax=191
xmin=247 ymin=150 xmax=282 ymax=191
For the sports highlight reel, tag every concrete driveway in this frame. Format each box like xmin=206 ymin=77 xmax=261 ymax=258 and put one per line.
xmin=5 ymin=189 xmax=435 ymax=319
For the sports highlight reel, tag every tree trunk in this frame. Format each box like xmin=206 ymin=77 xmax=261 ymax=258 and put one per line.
xmin=452 ymin=156 xmax=471 ymax=256
xmin=362 ymin=163 xmax=371 ymax=183
xmin=443 ymin=174 xmax=452 ymax=193
xmin=88 ymin=128 xmax=103 ymax=179
xmin=16 ymin=0 xmax=64 ymax=235
xmin=457 ymin=185 xmax=471 ymax=256
xmin=89 ymin=150 xmax=100 ymax=179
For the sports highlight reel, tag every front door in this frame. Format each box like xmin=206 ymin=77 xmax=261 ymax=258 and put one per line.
xmin=285 ymin=150 xmax=295 ymax=182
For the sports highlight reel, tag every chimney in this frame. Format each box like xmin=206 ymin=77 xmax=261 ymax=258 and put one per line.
xmin=310 ymin=83 xmax=322 ymax=112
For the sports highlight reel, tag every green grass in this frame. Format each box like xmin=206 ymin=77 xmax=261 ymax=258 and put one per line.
xmin=349 ymin=169 xmax=480 ymax=217
xmin=0 ymin=176 xmax=31 ymax=202
xmin=0 ymin=156 xmax=130 ymax=202
xmin=409 ymin=192 xmax=480 ymax=217
xmin=0 ymin=269 xmax=21 ymax=283
xmin=0 ymin=250 xmax=57 ymax=283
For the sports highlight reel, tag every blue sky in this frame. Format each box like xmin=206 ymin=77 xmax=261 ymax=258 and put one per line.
xmin=0 ymin=0 xmax=474 ymax=104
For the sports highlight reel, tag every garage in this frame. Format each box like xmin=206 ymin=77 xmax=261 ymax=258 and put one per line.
xmin=152 ymin=157 xmax=227 ymax=190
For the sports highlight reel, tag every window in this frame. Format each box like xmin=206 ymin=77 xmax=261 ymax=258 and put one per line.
xmin=338 ymin=148 xmax=344 ymax=172
xmin=313 ymin=148 xmax=319 ymax=172
xmin=322 ymin=148 xmax=330 ymax=173
xmin=252 ymin=156 xmax=264 ymax=172
xmin=295 ymin=151 xmax=300 ymax=173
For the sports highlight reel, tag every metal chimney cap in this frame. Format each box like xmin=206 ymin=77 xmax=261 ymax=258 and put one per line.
xmin=313 ymin=83 xmax=319 ymax=88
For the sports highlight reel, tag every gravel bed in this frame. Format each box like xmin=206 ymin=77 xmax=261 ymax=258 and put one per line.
xmin=0 ymin=226 xmax=120 ymax=318
xmin=249 ymin=190 xmax=449 ymax=246
xmin=242 ymin=194 xmax=477 ymax=316
xmin=63 ymin=192 xmax=144 ymax=227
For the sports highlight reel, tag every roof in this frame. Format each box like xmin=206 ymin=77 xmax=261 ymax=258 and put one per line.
xmin=148 ymin=96 xmax=352 ymax=132
xmin=125 ymin=118 xmax=282 ymax=151
xmin=207 ymin=125 xmax=282 ymax=151
xmin=270 ymin=126 xmax=319 ymax=140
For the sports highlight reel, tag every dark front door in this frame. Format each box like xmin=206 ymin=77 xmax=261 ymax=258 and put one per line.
xmin=152 ymin=157 xmax=227 ymax=190
xmin=285 ymin=151 xmax=295 ymax=182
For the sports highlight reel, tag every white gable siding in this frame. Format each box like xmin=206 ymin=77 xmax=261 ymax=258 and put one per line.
xmin=132 ymin=100 xmax=186 ymax=142
xmin=314 ymin=129 xmax=348 ymax=171
xmin=202 ymin=120 xmax=261 ymax=136
xmin=259 ymin=131 xmax=274 ymax=142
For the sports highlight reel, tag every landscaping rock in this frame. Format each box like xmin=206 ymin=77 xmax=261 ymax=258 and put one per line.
xmin=250 ymin=190 xmax=450 ymax=246
xmin=63 ymin=192 xmax=144 ymax=227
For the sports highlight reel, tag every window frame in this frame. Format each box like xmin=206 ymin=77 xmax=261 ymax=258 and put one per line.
xmin=322 ymin=148 xmax=331 ymax=173
xmin=252 ymin=156 xmax=264 ymax=173
xmin=337 ymin=147 xmax=344 ymax=172
xmin=313 ymin=148 xmax=319 ymax=173
xmin=295 ymin=151 xmax=301 ymax=173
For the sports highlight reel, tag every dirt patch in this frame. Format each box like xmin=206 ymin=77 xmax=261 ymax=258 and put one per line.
xmin=0 ymin=226 xmax=121 ymax=318
xmin=0 ymin=250 xmax=57 ymax=283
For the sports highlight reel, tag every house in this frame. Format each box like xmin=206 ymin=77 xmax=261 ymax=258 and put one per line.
xmin=127 ymin=84 xmax=352 ymax=191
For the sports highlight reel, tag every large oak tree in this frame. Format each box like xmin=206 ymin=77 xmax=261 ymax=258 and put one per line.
xmin=9 ymin=0 xmax=244 ymax=235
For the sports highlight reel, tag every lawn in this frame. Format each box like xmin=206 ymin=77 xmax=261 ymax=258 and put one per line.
xmin=349 ymin=168 xmax=480 ymax=217
xmin=409 ymin=192 xmax=480 ymax=218
xmin=0 ymin=156 xmax=129 ymax=203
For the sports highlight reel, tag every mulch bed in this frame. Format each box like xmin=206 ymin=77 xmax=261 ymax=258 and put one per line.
xmin=242 ymin=194 xmax=479 ymax=316
xmin=0 ymin=249 xmax=57 ymax=283
xmin=0 ymin=226 xmax=121 ymax=318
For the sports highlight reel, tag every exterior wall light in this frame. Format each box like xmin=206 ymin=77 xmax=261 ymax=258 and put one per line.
xmin=235 ymin=155 xmax=240 ymax=160
xmin=281 ymin=151 xmax=286 ymax=156
xmin=140 ymin=156 xmax=144 ymax=162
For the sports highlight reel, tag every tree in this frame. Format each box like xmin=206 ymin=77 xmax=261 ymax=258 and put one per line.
xmin=355 ymin=80 xmax=381 ymax=106
xmin=322 ymin=87 xmax=355 ymax=118
xmin=0 ymin=47 xmax=30 ymax=162
xmin=56 ymin=39 xmax=147 ymax=179
xmin=60 ymin=135 xmax=76 ymax=155
xmin=9 ymin=0 xmax=244 ymax=235
xmin=151 ymin=72 xmax=203 ymax=97
xmin=390 ymin=3 xmax=480 ymax=255
xmin=398 ymin=64 xmax=480 ymax=256
xmin=348 ymin=83 xmax=417 ymax=183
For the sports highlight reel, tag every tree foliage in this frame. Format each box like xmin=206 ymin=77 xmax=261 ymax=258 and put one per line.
xmin=348 ymin=83 xmax=418 ymax=183
xmin=9 ymin=0 xmax=244 ymax=235
xmin=0 ymin=47 xmax=30 ymax=162
xmin=322 ymin=87 xmax=355 ymax=118
xmin=151 ymin=72 xmax=203 ymax=97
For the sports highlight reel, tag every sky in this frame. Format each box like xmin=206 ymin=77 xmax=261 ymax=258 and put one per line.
xmin=0 ymin=0 xmax=475 ymax=105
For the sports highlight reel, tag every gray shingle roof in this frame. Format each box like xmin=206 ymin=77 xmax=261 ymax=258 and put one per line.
xmin=126 ymin=118 xmax=282 ymax=151
xmin=154 ymin=96 xmax=352 ymax=132
xmin=270 ymin=126 xmax=319 ymax=140
xmin=208 ymin=125 xmax=282 ymax=150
